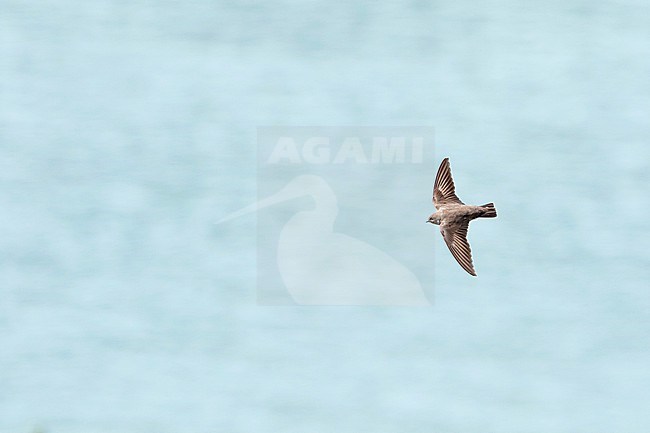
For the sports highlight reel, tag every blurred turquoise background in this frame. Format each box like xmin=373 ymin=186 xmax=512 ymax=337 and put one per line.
xmin=1 ymin=1 xmax=649 ymax=432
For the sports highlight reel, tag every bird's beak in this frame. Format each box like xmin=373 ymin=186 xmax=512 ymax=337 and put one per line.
xmin=426 ymin=220 xmax=432 ymax=224
xmin=216 ymin=184 xmax=300 ymax=224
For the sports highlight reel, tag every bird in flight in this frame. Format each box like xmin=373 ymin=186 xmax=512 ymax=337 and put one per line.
xmin=427 ymin=158 xmax=497 ymax=276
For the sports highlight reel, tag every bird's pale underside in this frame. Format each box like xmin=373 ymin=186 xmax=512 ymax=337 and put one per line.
xmin=427 ymin=158 xmax=497 ymax=276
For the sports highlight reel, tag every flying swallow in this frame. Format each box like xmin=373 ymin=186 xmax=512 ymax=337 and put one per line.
xmin=427 ymin=158 xmax=497 ymax=276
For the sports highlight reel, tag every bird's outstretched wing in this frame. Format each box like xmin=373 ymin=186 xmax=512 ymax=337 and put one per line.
xmin=433 ymin=158 xmax=464 ymax=209
xmin=440 ymin=220 xmax=476 ymax=276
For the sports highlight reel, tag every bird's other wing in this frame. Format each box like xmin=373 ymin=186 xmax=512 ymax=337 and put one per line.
xmin=433 ymin=157 xmax=464 ymax=209
xmin=440 ymin=220 xmax=476 ymax=276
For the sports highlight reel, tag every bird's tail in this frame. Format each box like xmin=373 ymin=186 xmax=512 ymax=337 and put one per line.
xmin=480 ymin=202 xmax=497 ymax=218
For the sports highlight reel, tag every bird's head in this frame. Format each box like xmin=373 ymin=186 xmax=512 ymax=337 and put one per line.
xmin=427 ymin=213 xmax=441 ymax=225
